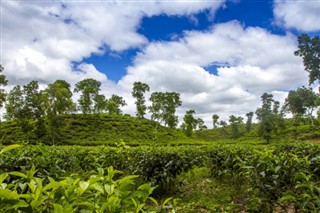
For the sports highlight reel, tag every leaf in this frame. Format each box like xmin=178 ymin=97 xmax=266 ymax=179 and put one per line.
xmin=53 ymin=204 xmax=64 ymax=213
xmin=278 ymin=195 xmax=296 ymax=202
xmin=0 ymin=144 xmax=21 ymax=155
xmin=101 ymin=196 xmax=120 ymax=211
xmin=0 ymin=173 xmax=8 ymax=185
xmin=9 ymin=171 xmax=27 ymax=179
xmin=43 ymin=181 xmax=66 ymax=192
xmin=91 ymin=182 xmax=104 ymax=194
xmin=0 ymin=199 xmax=28 ymax=210
xmin=148 ymin=197 xmax=158 ymax=206
xmin=0 ymin=189 xmax=20 ymax=199
xmin=79 ymin=181 xmax=89 ymax=192
xmin=104 ymin=184 xmax=115 ymax=195
xmin=162 ymin=197 xmax=173 ymax=206
xmin=274 ymin=166 xmax=281 ymax=173
xmin=138 ymin=183 xmax=156 ymax=195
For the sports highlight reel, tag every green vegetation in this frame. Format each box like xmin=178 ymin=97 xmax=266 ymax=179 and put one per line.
xmin=1 ymin=143 xmax=320 ymax=212
xmin=0 ymin=114 xmax=190 ymax=145
xmin=0 ymin=34 xmax=320 ymax=212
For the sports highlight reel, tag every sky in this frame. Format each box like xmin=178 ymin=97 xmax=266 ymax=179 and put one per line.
xmin=1 ymin=0 xmax=320 ymax=127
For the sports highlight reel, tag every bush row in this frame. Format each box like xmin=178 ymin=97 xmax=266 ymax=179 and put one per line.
xmin=1 ymin=143 xmax=320 ymax=211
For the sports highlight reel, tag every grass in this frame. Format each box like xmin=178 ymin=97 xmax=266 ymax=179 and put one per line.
xmin=174 ymin=167 xmax=254 ymax=212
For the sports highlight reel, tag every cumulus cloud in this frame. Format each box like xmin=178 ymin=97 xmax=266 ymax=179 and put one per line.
xmin=273 ymin=0 xmax=320 ymax=32
xmin=119 ymin=21 xmax=308 ymax=125
xmin=1 ymin=0 xmax=312 ymax=127
xmin=1 ymin=0 xmax=225 ymax=86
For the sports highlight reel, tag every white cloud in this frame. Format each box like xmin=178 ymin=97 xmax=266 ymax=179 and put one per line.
xmin=1 ymin=0 xmax=225 ymax=86
xmin=273 ymin=0 xmax=320 ymax=32
xmin=119 ymin=21 xmax=308 ymax=126
xmin=1 ymin=1 xmax=312 ymax=127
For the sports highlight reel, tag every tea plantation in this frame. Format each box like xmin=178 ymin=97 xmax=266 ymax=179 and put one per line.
xmin=1 ymin=115 xmax=320 ymax=212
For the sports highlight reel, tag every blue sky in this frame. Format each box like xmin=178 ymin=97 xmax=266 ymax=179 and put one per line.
xmin=1 ymin=0 xmax=320 ymax=124
xmin=83 ymin=0 xmax=284 ymax=81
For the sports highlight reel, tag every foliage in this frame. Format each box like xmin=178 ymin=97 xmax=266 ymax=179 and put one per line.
xmin=2 ymin=143 xmax=320 ymax=212
xmin=0 ymin=65 xmax=8 ymax=122
xmin=132 ymin=82 xmax=150 ymax=119
xmin=283 ymin=86 xmax=319 ymax=126
xmin=212 ymin=114 xmax=219 ymax=129
xmin=294 ymin=34 xmax=320 ymax=85
xmin=0 ymin=165 xmax=163 ymax=212
xmin=206 ymin=143 xmax=320 ymax=212
xmin=256 ymin=93 xmax=284 ymax=143
xmin=181 ymin=110 xmax=198 ymax=137
xmin=149 ymin=92 xmax=182 ymax=128
xmin=245 ymin=112 xmax=254 ymax=132
xmin=106 ymin=94 xmax=127 ymax=115
xmin=229 ymin=115 xmax=243 ymax=139
xmin=74 ymin=78 xmax=101 ymax=114
xmin=42 ymin=80 xmax=75 ymax=144
xmin=5 ymin=85 xmax=23 ymax=121
xmin=0 ymin=114 xmax=189 ymax=145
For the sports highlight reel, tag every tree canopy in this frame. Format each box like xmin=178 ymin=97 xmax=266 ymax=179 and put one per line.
xmin=132 ymin=82 xmax=150 ymax=119
xmin=294 ymin=34 xmax=320 ymax=85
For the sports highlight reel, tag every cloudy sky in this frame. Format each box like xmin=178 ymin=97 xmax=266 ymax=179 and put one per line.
xmin=1 ymin=0 xmax=320 ymax=127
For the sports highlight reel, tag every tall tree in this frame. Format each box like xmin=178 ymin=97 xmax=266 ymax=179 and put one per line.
xmin=196 ymin=118 xmax=207 ymax=130
xmin=245 ymin=112 xmax=254 ymax=132
xmin=74 ymin=78 xmax=101 ymax=114
xmin=106 ymin=94 xmax=127 ymax=115
xmin=149 ymin=92 xmax=182 ymax=128
xmin=256 ymin=93 xmax=284 ymax=143
xmin=22 ymin=81 xmax=44 ymax=138
xmin=0 ymin=65 xmax=8 ymax=124
xmin=43 ymin=80 xmax=75 ymax=115
xmin=42 ymin=80 xmax=75 ymax=143
xmin=23 ymin=80 xmax=43 ymax=120
xmin=93 ymin=94 xmax=106 ymax=113
xmin=283 ymin=86 xmax=319 ymax=126
xmin=294 ymin=34 xmax=320 ymax=85
xmin=229 ymin=115 xmax=243 ymax=139
xmin=5 ymin=85 xmax=23 ymax=120
xmin=132 ymin=82 xmax=150 ymax=118
xmin=182 ymin=109 xmax=197 ymax=137
xmin=212 ymin=114 xmax=219 ymax=128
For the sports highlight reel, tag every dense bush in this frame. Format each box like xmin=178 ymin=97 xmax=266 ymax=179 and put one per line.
xmin=1 ymin=143 xmax=320 ymax=212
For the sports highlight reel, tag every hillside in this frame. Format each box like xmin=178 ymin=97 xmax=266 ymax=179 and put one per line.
xmin=195 ymin=118 xmax=320 ymax=144
xmin=0 ymin=114 xmax=190 ymax=145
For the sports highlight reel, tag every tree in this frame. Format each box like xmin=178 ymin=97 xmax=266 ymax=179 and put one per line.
xmin=0 ymin=65 xmax=8 ymax=124
xmin=74 ymin=78 xmax=101 ymax=114
xmin=7 ymin=81 xmax=44 ymax=140
xmin=283 ymin=86 xmax=319 ymax=126
xmin=23 ymin=80 xmax=43 ymax=119
xmin=93 ymin=94 xmax=106 ymax=113
xmin=106 ymin=94 xmax=127 ymax=115
xmin=149 ymin=92 xmax=182 ymax=128
xmin=5 ymin=86 xmax=23 ymax=121
xmin=42 ymin=80 xmax=75 ymax=143
xmin=182 ymin=110 xmax=198 ymax=137
xmin=196 ymin=118 xmax=207 ymax=130
xmin=132 ymin=82 xmax=150 ymax=118
xmin=229 ymin=115 xmax=243 ymax=139
xmin=256 ymin=93 xmax=284 ymax=143
xmin=212 ymin=114 xmax=219 ymax=129
xmin=43 ymin=80 xmax=75 ymax=115
xmin=245 ymin=112 xmax=254 ymax=132
xmin=220 ymin=120 xmax=227 ymax=127
xmin=294 ymin=34 xmax=320 ymax=85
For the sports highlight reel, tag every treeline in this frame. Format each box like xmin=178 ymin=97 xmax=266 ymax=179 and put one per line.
xmin=0 ymin=70 xmax=185 ymax=144
xmin=0 ymin=34 xmax=319 ymax=144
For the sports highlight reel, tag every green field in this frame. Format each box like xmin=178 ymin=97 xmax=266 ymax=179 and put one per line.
xmin=1 ymin=115 xmax=320 ymax=212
